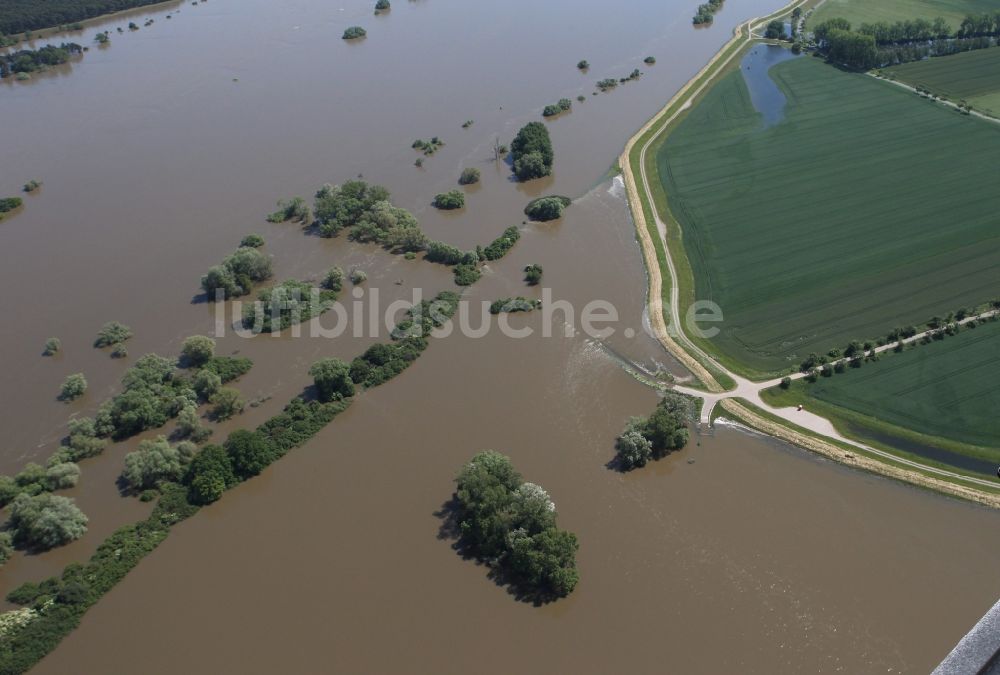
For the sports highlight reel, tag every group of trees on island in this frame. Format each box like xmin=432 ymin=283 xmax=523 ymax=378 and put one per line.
xmin=264 ymin=180 xmax=524 ymax=287
xmin=510 ymin=122 xmax=554 ymax=181
xmin=201 ymin=245 xmax=274 ymax=300
xmin=451 ymin=451 xmax=579 ymax=599
xmin=615 ymin=392 xmax=693 ymax=471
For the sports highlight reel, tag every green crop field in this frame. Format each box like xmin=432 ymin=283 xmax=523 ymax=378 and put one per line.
xmin=658 ymin=55 xmax=1000 ymax=374
xmin=810 ymin=0 xmax=996 ymax=32
xmin=768 ymin=319 xmax=1000 ymax=452
xmin=887 ymin=48 xmax=1000 ymax=117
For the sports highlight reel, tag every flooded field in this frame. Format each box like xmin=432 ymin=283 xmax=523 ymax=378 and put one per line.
xmin=2 ymin=0 xmax=999 ymax=672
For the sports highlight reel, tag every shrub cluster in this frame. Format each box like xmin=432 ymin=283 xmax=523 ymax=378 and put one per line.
xmin=59 ymin=374 xmax=87 ymax=401
xmin=201 ymin=246 xmax=274 ymax=300
xmin=523 ymin=264 xmax=543 ymax=286
xmin=479 ymin=226 xmax=520 ymax=261
xmin=93 ymin=321 xmax=132 ymax=348
xmin=313 ymin=180 xmax=390 ymax=237
xmin=542 ymin=98 xmax=572 ymax=117
xmin=489 ymin=298 xmax=541 ymax=315
xmin=432 ymin=190 xmax=465 ymax=210
xmin=524 ymin=196 xmax=570 ymax=221
xmin=411 ymin=137 xmax=444 ymax=156
xmin=458 ymin=167 xmax=480 ymax=185
xmin=266 ymin=196 xmax=311 ymax=224
xmin=241 ymin=279 xmax=338 ymax=333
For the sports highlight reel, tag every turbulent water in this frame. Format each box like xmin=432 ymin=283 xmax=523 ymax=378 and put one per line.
xmin=1 ymin=0 xmax=998 ymax=672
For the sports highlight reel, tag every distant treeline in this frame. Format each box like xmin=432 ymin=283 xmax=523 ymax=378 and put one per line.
xmin=0 ymin=43 xmax=81 ymax=79
xmin=814 ymin=14 xmax=1000 ymax=70
xmin=0 ymin=0 xmax=168 ymax=35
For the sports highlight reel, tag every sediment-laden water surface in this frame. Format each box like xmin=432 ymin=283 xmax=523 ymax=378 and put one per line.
xmin=2 ymin=0 xmax=998 ymax=672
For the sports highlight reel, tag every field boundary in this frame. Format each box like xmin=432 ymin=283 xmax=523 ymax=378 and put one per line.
xmin=618 ymin=1 xmax=1000 ymax=507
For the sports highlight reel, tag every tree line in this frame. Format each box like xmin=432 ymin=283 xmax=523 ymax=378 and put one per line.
xmin=813 ymin=14 xmax=1000 ymax=70
xmin=0 ymin=0 xmax=167 ymax=35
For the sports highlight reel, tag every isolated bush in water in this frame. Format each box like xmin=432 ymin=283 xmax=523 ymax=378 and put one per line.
xmin=240 ymin=233 xmax=264 ymax=248
xmin=524 ymin=264 xmax=543 ymax=285
xmin=59 ymin=373 xmax=87 ymax=401
xmin=458 ymin=167 xmax=480 ymax=185
xmin=93 ymin=321 xmax=132 ymax=348
xmin=524 ymin=196 xmax=570 ymax=221
xmin=432 ymin=190 xmax=465 ymax=210
xmin=9 ymin=493 xmax=88 ymax=551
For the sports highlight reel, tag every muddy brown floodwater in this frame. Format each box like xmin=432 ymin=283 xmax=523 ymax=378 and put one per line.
xmin=1 ymin=0 xmax=998 ymax=672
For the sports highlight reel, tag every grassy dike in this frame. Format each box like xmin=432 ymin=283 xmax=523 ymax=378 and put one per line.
xmin=621 ymin=0 xmax=818 ymax=387
xmin=618 ymin=0 xmax=1000 ymax=508
xmin=620 ymin=23 xmax=754 ymax=393
xmin=761 ymin=381 xmax=1000 ymax=468
xmin=720 ymin=398 xmax=1000 ymax=503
